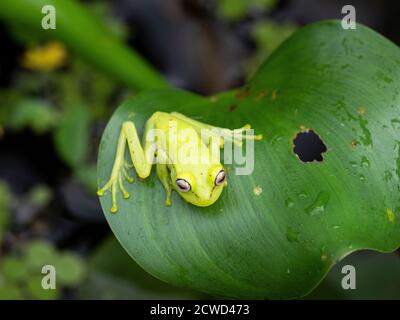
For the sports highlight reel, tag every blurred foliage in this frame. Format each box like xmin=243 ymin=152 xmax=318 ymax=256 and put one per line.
xmin=79 ymin=236 xmax=205 ymax=299
xmin=0 ymin=240 xmax=87 ymax=300
xmin=216 ymin=0 xmax=297 ymax=78
xmin=0 ymin=182 xmax=11 ymax=241
xmin=27 ymin=184 xmax=52 ymax=208
xmin=54 ymin=103 xmax=90 ymax=169
xmin=0 ymin=1 xmax=130 ymax=194
xmin=0 ymin=52 xmax=121 ymax=193
xmin=55 ymin=253 xmax=87 ymax=286
xmin=217 ymin=0 xmax=277 ymax=21
xmin=0 ymin=2 xmax=129 ymax=300
xmin=2 ymin=76 xmax=107 ymax=195
xmin=8 ymin=99 xmax=59 ymax=134
xmin=0 ymin=2 xmax=117 ymax=299
xmin=0 ymin=0 xmax=167 ymax=90
xmin=87 ymin=1 xmax=129 ymax=40
xmin=248 ymin=20 xmax=297 ymax=75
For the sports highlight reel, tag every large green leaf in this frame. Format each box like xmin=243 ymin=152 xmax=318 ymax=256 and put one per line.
xmin=80 ymin=236 xmax=206 ymax=299
xmin=97 ymin=21 xmax=400 ymax=299
xmin=54 ymin=104 xmax=90 ymax=168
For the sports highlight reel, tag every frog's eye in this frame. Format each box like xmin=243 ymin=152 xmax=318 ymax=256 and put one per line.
xmin=176 ymin=179 xmax=191 ymax=192
xmin=214 ymin=169 xmax=226 ymax=186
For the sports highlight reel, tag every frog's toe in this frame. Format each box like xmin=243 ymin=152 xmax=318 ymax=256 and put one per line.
xmin=97 ymin=180 xmax=112 ymax=197
xmin=123 ymin=160 xmax=133 ymax=169
xmin=123 ymin=167 xmax=134 ymax=183
xmin=118 ymin=175 xmax=130 ymax=195
xmin=122 ymin=191 xmax=130 ymax=199
xmin=97 ymin=173 xmax=131 ymax=214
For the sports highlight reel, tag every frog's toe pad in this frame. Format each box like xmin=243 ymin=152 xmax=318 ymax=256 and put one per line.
xmin=110 ymin=205 xmax=118 ymax=213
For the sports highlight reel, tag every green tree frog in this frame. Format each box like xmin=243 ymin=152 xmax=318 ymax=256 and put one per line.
xmin=97 ymin=112 xmax=262 ymax=213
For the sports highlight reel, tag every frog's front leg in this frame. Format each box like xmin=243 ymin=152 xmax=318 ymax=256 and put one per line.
xmin=97 ymin=119 xmax=156 ymax=213
xmin=156 ymin=162 xmax=172 ymax=206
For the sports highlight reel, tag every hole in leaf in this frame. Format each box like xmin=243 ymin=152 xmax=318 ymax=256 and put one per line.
xmin=293 ymin=129 xmax=327 ymax=162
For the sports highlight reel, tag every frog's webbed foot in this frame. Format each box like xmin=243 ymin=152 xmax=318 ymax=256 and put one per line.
xmin=169 ymin=112 xmax=262 ymax=147
xmin=215 ymin=124 xmax=263 ymax=147
xmin=97 ymin=160 xmax=134 ymax=213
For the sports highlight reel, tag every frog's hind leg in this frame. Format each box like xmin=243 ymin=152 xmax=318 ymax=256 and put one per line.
xmin=97 ymin=118 xmax=157 ymax=213
xmin=170 ymin=112 xmax=262 ymax=147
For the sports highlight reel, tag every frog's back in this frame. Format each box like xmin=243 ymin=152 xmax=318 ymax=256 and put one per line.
xmin=150 ymin=112 xmax=213 ymax=166
xmin=151 ymin=112 xmax=195 ymax=132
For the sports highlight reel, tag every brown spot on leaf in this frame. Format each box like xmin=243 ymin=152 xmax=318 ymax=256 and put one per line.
xmin=255 ymin=91 xmax=268 ymax=101
xmin=271 ymin=89 xmax=278 ymax=100
xmin=235 ymin=86 xmax=251 ymax=99
xmin=351 ymin=139 xmax=359 ymax=148
xmin=357 ymin=105 xmax=366 ymax=115
xmin=228 ymin=104 xmax=238 ymax=112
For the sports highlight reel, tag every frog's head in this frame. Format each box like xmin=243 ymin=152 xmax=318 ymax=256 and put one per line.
xmin=171 ymin=163 xmax=227 ymax=207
